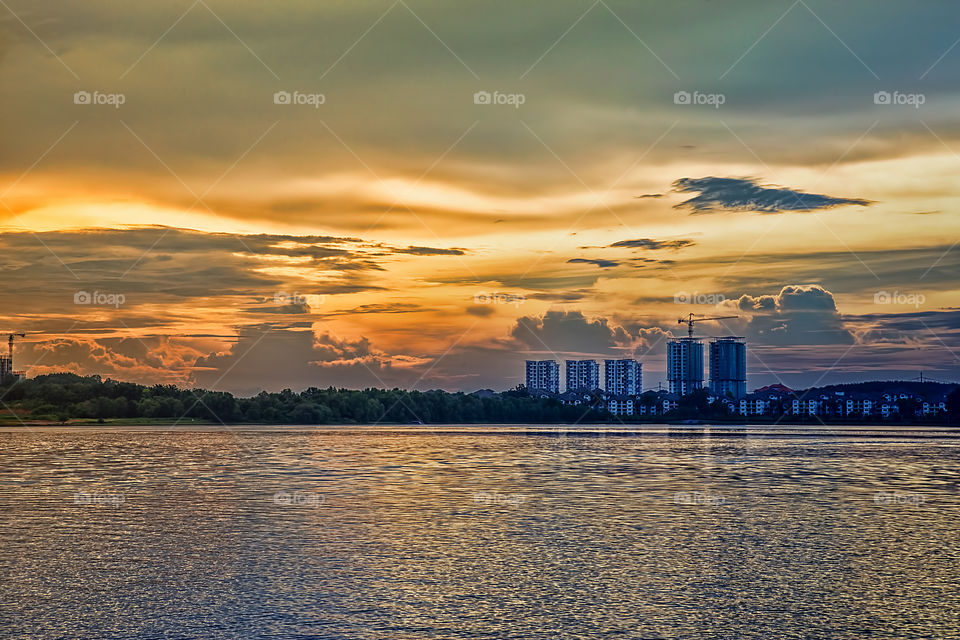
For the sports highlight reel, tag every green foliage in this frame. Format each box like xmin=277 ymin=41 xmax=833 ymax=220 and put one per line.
xmin=0 ymin=373 xmax=609 ymax=425
xmin=948 ymin=386 xmax=960 ymax=421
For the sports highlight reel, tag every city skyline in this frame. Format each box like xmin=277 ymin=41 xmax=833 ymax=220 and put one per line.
xmin=1 ymin=1 xmax=959 ymax=396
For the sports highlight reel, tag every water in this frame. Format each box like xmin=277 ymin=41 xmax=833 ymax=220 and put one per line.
xmin=2 ymin=426 xmax=959 ymax=639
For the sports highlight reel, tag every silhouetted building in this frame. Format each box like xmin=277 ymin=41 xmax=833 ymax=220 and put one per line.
xmin=667 ymin=338 xmax=703 ymax=396
xmin=604 ymin=359 xmax=642 ymax=396
xmin=0 ymin=356 xmax=24 ymax=381
xmin=526 ymin=360 xmax=559 ymax=394
xmin=709 ymin=337 xmax=746 ymax=399
xmin=565 ymin=360 xmax=599 ymax=392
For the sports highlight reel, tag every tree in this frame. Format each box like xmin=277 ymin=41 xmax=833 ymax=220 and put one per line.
xmin=948 ymin=386 xmax=960 ymax=423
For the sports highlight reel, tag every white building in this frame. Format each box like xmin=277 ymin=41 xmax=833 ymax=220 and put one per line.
xmin=525 ymin=360 xmax=559 ymax=394
xmin=565 ymin=360 xmax=600 ymax=392
xmin=604 ymin=359 xmax=642 ymax=396
xmin=606 ymin=398 xmax=635 ymax=416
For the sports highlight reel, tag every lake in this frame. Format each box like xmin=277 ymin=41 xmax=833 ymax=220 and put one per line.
xmin=1 ymin=426 xmax=959 ymax=639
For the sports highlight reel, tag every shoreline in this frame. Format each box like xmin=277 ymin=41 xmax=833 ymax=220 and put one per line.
xmin=2 ymin=422 xmax=960 ymax=438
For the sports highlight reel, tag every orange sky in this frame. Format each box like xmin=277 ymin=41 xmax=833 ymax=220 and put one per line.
xmin=2 ymin=0 xmax=959 ymax=393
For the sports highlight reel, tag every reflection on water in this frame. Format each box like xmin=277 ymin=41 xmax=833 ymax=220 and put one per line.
xmin=1 ymin=427 xmax=959 ymax=639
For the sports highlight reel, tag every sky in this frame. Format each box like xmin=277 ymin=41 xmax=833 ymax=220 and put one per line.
xmin=1 ymin=0 xmax=959 ymax=395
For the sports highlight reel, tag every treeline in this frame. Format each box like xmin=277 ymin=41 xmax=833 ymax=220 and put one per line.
xmin=1 ymin=373 xmax=958 ymax=425
xmin=0 ymin=373 xmax=610 ymax=424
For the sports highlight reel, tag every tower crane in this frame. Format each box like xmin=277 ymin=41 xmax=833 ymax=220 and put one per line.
xmin=7 ymin=333 xmax=25 ymax=360
xmin=678 ymin=313 xmax=738 ymax=339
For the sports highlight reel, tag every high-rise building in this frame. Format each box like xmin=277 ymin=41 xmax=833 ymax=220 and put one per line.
xmin=525 ymin=360 xmax=559 ymax=394
xmin=710 ymin=337 xmax=747 ymax=400
xmin=604 ymin=359 xmax=642 ymax=396
xmin=0 ymin=356 xmax=24 ymax=382
xmin=565 ymin=360 xmax=599 ymax=392
xmin=667 ymin=338 xmax=704 ymax=396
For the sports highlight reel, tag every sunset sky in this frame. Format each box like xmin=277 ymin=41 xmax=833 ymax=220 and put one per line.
xmin=2 ymin=0 xmax=959 ymax=394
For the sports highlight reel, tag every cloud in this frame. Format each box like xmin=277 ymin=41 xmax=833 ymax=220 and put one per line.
xmin=720 ymin=285 xmax=855 ymax=345
xmin=526 ymin=290 xmax=592 ymax=302
xmin=394 ymin=246 xmax=467 ymax=256
xmin=346 ymin=303 xmax=423 ymax=314
xmin=607 ymin=238 xmax=695 ymax=250
xmin=190 ymin=325 xmax=426 ymax=395
xmin=20 ymin=335 xmax=204 ymax=386
xmin=672 ymin=177 xmax=872 ymax=213
xmin=567 ymin=258 xmax=620 ymax=268
xmin=465 ymin=305 xmax=495 ymax=317
xmin=510 ymin=310 xmax=634 ymax=356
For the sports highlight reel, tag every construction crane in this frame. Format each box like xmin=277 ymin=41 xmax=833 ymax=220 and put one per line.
xmin=7 ymin=333 xmax=25 ymax=360
xmin=678 ymin=313 xmax=738 ymax=339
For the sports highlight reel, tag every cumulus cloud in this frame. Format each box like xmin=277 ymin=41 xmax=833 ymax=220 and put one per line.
xmin=20 ymin=335 xmax=204 ymax=386
xmin=511 ymin=310 xmax=641 ymax=356
xmin=720 ymin=285 xmax=855 ymax=345
xmin=190 ymin=325 xmax=426 ymax=395
xmin=673 ymin=177 xmax=871 ymax=213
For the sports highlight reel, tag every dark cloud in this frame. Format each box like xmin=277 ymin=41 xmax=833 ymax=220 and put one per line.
xmin=191 ymin=325 xmax=418 ymax=396
xmin=526 ymin=290 xmax=592 ymax=302
xmin=394 ymin=246 xmax=466 ymax=256
xmin=347 ymin=303 xmax=423 ymax=314
xmin=608 ymin=238 xmax=695 ymax=250
xmin=634 ymin=194 xmax=663 ymax=199
xmin=0 ymin=227 xmax=467 ymax=330
xmin=673 ymin=177 xmax=872 ymax=213
xmin=567 ymin=258 xmax=620 ymax=269
xmin=511 ymin=310 xmax=634 ymax=356
xmin=247 ymin=302 xmax=312 ymax=315
xmin=465 ymin=305 xmax=495 ymax=317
